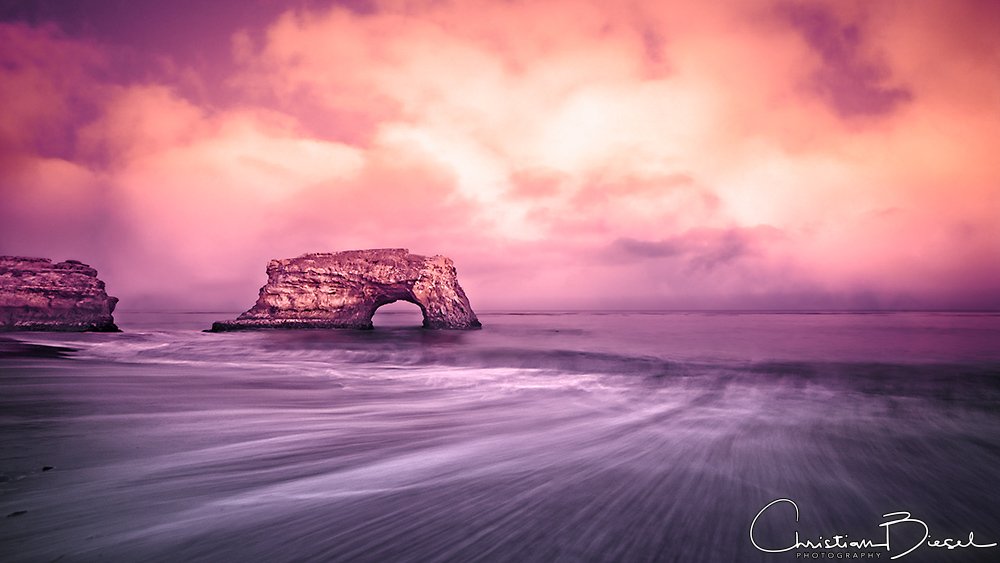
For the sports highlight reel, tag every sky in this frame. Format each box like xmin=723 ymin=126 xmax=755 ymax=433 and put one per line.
xmin=1 ymin=0 xmax=998 ymax=311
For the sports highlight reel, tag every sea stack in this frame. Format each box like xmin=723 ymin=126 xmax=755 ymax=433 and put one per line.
xmin=0 ymin=257 xmax=120 ymax=332
xmin=211 ymin=249 xmax=481 ymax=331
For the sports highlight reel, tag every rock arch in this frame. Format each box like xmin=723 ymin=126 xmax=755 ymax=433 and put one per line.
xmin=211 ymin=249 xmax=481 ymax=331
xmin=369 ymin=297 xmax=427 ymax=327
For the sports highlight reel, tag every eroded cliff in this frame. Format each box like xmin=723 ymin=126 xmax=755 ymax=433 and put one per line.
xmin=211 ymin=249 xmax=481 ymax=331
xmin=0 ymin=257 xmax=120 ymax=332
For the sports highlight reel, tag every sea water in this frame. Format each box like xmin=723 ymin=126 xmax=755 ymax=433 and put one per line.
xmin=1 ymin=311 xmax=999 ymax=562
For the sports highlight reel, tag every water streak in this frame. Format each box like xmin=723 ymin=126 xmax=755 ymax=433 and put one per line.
xmin=1 ymin=312 xmax=999 ymax=561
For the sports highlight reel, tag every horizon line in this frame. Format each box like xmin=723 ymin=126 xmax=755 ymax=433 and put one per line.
xmin=114 ymin=308 xmax=1000 ymax=315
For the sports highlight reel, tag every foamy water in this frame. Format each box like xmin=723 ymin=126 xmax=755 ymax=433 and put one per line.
xmin=2 ymin=312 xmax=999 ymax=561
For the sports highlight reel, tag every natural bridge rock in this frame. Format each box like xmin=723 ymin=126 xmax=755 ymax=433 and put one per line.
xmin=211 ymin=249 xmax=481 ymax=331
xmin=0 ymin=257 xmax=120 ymax=332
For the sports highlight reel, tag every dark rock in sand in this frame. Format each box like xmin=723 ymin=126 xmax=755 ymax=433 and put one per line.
xmin=7 ymin=510 xmax=27 ymax=518
xmin=211 ymin=249 xmax=481 ymax=331
xmin=0 ymin=257 xmax=119 ymax=332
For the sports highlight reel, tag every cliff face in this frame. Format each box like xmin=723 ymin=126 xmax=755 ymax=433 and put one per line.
xmin=0 ymin=257 xmax=120 ymax=332
xmin=212 ymin=249 xmax=481 ymax=331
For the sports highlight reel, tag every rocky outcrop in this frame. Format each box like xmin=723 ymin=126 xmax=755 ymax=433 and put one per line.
xmin=211 ymin=249 xmax=481 ymax=331
xmin=0 ymin=257 xmax=120 ymax=332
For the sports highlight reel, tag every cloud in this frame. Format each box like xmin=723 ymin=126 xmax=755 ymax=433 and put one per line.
xmin=0 ymin=23 xmax=105 ymax=157
xmin=0 ymin=1 xmax=998 ymax=310
xmin=612 ymin=226 xmax=783 ymax=270
xmin=778 ymin=3 xmax=912 ymax=118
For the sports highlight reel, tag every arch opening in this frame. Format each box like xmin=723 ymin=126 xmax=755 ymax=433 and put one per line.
xmin=370 ymin=299 xmax=427 ymax=328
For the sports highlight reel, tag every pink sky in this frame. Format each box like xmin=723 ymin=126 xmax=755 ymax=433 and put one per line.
xmin=2 ymin=0 xmax=999 ymax=311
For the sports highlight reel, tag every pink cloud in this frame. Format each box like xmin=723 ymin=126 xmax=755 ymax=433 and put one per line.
xmin=0 ymin=23 xmax=105 ymax=156
xmin=1 ymin=1 xmax=998 ymax=310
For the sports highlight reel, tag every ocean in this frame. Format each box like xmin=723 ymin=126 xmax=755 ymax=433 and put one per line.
xmin=1 ymin=311 xmax=999 ymax=562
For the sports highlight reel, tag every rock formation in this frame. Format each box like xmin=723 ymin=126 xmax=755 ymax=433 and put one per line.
xmin=211 ymin=249 xmax=481 ymax=331
xmin=0 ymin=257 xmax=120 ymax=332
